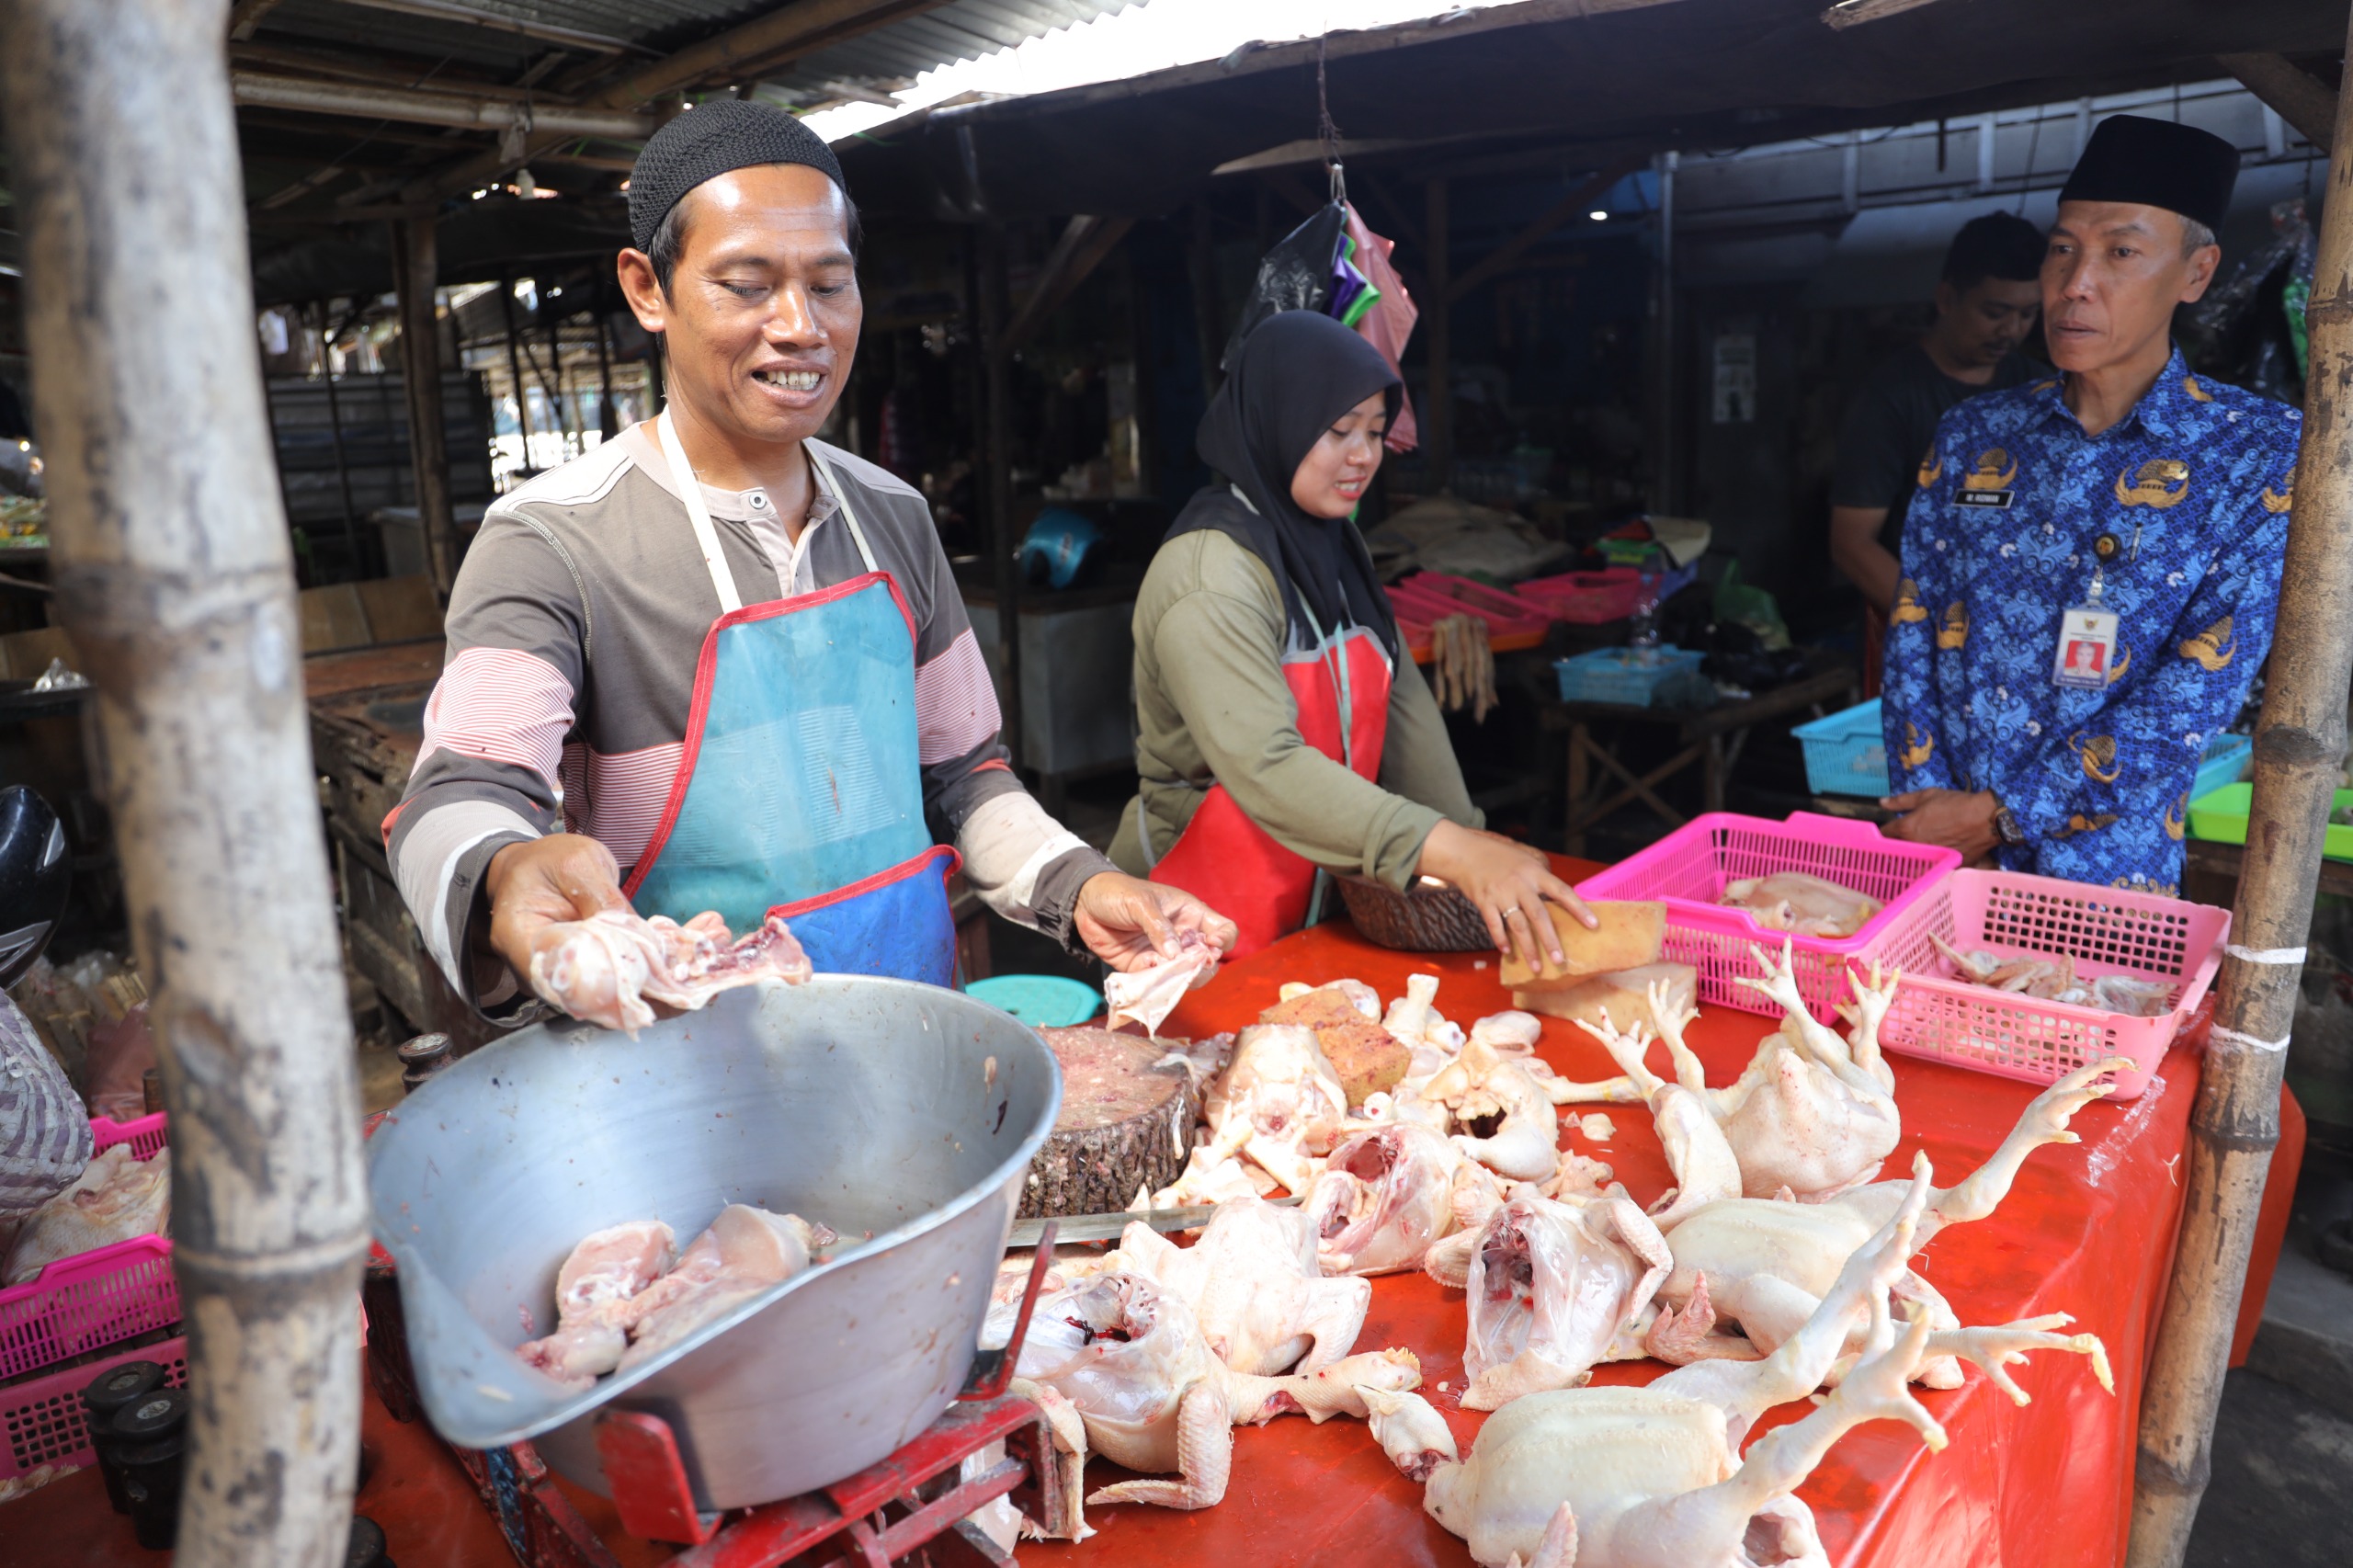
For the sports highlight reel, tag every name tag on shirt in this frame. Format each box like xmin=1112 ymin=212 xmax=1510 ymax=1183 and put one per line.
xmin=1953 ymin=489 xmax=2014 ymax=508
xmin=2052 ymin=605 xmax=2119 ymax=689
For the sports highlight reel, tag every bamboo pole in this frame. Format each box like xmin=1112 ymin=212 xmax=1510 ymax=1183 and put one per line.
xmin=2126 ymin=17 xmax=2353 ymax=1564
xmin=0 ymin=4 xmax=369 ymax=1566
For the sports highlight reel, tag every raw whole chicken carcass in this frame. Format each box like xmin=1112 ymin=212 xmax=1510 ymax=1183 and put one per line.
xmin=1201 ymin=1024 xmax=1350 ymax=1195
xmin=1649 ymin=1062 xmax=2121 ymax=1388
xmin=529 ymin=908 xmax=813 ymax=1034
xmin=5 ymin=1144 xmax=170 ymax=1285
xmin=1109 ymin=1196 xmax=1370 ymax=1375
xmin=1445 ymin=1185 xmax=1673 ymax=1409
xmin=1565 ymin=946 xmax=1900 ymax=1201
xmin=618 ymin=1204 xmax=830 ymax=1370
xmin=1104 ymin=928 xmax=1221 ymax=1037
xmin=517 ymin=1221 xmax=676 ymax=1386
xmin=1421 ymin=1034 xmax=1563 ymax=1183
xmin=1013 ymin=1269 xmax=1421 ymax=1514
xmin=1719 ymin=872 xmax=1881 ymax=939
xmin=1307 ymin=1122 xmax=1505 ymax=1277
xmin=1374 ymin=1172 xmax=2109 ymax=1567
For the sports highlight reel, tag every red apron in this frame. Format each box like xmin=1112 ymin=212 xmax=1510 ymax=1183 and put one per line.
xmin=1148 ymin=620 xmax=1393 ymax=958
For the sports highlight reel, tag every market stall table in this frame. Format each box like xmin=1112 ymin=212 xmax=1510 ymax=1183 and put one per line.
xmin=1544 ymin=664 xmax=1859 ymax=854
xmin=1019 ymin=860 xmax=2295 ymax=1568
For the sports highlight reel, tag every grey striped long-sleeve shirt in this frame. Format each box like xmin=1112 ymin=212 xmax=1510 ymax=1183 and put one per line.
xmin=387 ymin=423 xmax=1111 ymax=1018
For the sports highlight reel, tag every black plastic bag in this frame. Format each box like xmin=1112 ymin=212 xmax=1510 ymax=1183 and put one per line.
xmin=1221 ymin=202 xmax=1347 ymax=372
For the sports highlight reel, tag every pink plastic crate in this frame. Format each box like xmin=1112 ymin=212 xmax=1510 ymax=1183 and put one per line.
xmin=1869 ymin=869 xmax=2230 ymax=1101
xmin=0 ymin=1114 xmax=176 ymax=1383
xmin=1518 ymin=567 xmax=1646 ymax=623
xmin=0 ymin=1335 xmax=186 ymax=1482
xmin=1574 ymin=812 xmax=1961 ymax=1021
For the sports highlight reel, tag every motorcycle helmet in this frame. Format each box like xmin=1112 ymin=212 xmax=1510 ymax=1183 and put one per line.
xmin=0 ymin=786 xmax=70 ymax=986
xmin=1017 ymin=508 xmax=1102 ymax=592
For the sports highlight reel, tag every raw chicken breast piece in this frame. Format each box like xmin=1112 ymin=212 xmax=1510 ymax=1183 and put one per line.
xmin=617 ymin=1205 xmax=825 ymax=1371
xmin=529 ymin=909 xmax=813 ymax=1033
xmin=517 ymin=1220 xmax=676 ymax=1387
xmin=1720 ymin=872 xmax=1881 ymax=939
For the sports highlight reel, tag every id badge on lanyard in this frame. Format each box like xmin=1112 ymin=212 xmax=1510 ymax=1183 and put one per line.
xmin=2052 ymin=528 xmax=2134 ymax=691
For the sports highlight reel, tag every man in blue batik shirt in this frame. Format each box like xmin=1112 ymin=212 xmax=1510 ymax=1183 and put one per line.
xmin=1881 ymin=115 xmax=2299 ymax=895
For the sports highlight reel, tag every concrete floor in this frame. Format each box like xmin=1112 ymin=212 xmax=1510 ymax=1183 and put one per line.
xmin=2184 ymin=1368 xmax=2353 ymax=1568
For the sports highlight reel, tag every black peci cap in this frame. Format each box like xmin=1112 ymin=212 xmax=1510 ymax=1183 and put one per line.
xmin=2058 ymin=115 xmax=2238 ymax=233
xmin=627 ymin=98 xmax=847 ymax=252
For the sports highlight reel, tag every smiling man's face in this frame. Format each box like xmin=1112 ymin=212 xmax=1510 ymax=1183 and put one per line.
xmin=623 ymin=163 xmax=860 ymax=449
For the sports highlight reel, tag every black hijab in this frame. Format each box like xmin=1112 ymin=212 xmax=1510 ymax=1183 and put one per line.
xmin=1167 ymin=310 xmax=1404 ymax=659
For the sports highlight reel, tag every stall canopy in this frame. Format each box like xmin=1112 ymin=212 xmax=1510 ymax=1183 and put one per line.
xmin=833 ymin=0 xmax=2344 ymax=219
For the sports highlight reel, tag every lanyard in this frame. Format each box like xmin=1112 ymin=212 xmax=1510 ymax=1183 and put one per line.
xmin=657 ymin=410 xmax=878 ymax=613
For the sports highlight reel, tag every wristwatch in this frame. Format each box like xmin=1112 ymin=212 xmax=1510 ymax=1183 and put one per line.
xmin=1992 ymin=801 xmax=2027 ymax=846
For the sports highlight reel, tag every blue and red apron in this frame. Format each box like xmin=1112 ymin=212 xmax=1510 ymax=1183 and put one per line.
xmin=1144 ymin=606 xmax=1392 ymax=960
xmin=622 ymin=415 xmax=957 ymax=987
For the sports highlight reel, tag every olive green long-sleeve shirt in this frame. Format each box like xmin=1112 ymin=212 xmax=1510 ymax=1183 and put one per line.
xmin=1109 ymin=528 xmax=1481 ymax=891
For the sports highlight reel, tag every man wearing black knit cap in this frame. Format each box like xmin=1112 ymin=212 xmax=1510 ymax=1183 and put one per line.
xmin=1880 ymin=115 xmax=2301 ymax=894
xmin=390 ymin=99 xmax=1233 ymax=1023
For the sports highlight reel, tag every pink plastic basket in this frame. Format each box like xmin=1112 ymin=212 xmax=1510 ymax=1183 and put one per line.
xmin=0 ymin=1114 xmax=176 ymax=1383
xmin=0 ymin=1335 xmax=186 ymax=1482
xmin=1574 ymin=812 xmax=1961 ymax=1021
xmin=1869 ymin=869 xmax=2230 ymax=1101
xmin=1518 ymin=567 xmax=1647 ymax=623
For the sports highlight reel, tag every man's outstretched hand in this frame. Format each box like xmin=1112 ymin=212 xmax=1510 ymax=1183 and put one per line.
xmin=482 ymin=834 xmax=632 ymax=985
xmin=1073 ymin=872 xmax=1239 ymax=973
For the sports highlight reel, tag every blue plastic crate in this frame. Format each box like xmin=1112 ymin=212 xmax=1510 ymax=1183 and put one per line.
xmin=1792 ymin=702 xmax=2251 ymax=803
xmin=1553 ymin=646 xmax=1707 ymax=706
xmin=2193 ymin=733 xmax=2252 ymax=801
xmin=1792 ymin=698 xmax=1889 ymax=798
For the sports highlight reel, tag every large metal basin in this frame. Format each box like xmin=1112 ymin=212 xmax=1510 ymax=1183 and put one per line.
xmin=365 ymin=976 xmax=1060 ymax=1509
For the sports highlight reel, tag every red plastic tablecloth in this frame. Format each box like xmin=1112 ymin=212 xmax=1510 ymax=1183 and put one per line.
xmin=1021 ymin=863 xmax=2301 ymax=1568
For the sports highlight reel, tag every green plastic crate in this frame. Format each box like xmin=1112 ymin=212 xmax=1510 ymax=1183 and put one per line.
xmin=2186 ymin=783 xmax=2353 ymax=862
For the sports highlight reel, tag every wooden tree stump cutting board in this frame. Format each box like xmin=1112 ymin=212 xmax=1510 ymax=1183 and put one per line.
xmin=1019 ymin=1026 xmax=1200 ymax=1219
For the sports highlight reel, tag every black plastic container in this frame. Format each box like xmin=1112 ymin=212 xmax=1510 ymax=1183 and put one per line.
xmin=79 ymin=1360 xmax=165 ymax=1516
xmin=108 ymin=1386 xmax=188 ymax=1551
xmin=347 ymin=1515 xmax=397 ymax=1568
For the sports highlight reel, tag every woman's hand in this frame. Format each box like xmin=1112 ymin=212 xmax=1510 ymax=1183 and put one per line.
xmin=1416 ymin=821 xmax=1596 ymax=971
xmin=1073 ymin=873 xmax=1240 ymax=973
xmin=483 ymin=834 xmax=632 ymax=985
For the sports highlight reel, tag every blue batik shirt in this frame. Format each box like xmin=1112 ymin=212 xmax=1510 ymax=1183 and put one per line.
xmin=1882 ymin=346 xmax=2298 ymax=894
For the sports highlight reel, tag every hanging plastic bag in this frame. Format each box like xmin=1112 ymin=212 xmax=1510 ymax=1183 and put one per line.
xmin=1222 ymin=202 xmax=1348 ymax=370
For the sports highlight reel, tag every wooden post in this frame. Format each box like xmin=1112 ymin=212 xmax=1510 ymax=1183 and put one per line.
xmin=0 ymin=5 xmax=369 ymax=1566
xmin=595 ymin=311 xmax=619 ymax=439
xmin=314 ymin=302 xmax=360 ymax=574
xmin=977 ymin=222 xmax=1024 ymax=769
xmin=1424 ymin=176 xmax=1452 ymax=493
xmin=391 ymin=217 xmax=456 ymax=595
xmin=2126 ymin=19 xmax=2353 ymax=1564
xmin=500 ymin=275 xmax=536 ymax=475
xmin=1188 ymin=199 xmax=1224 ymax=398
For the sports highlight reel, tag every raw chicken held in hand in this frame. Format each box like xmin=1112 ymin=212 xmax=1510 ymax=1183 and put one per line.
xmin=529 ymin=908 xmax=813 ymax=1034
xmin=517 ymin=1221 xmax=676 ymax=1386
xmin=1104 ymin=928 xmax=1222 ymax=1037
xmin=1719 ymin=871 xmax=1881 ymax=938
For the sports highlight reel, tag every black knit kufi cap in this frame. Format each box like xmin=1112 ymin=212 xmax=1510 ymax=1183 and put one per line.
xmin=2058 ymin=115 xmax=2238 ymax=233
xmin=627 ymin=98 xmax=847 ymax=251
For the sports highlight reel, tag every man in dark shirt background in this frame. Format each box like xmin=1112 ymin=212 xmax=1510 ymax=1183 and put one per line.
xmin=1830 ymin=211 xmax=2047 ymax=690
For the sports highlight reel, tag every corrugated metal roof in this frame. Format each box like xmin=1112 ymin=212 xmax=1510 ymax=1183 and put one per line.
xmin=256 ymin=0 xmax=1136 ymax=97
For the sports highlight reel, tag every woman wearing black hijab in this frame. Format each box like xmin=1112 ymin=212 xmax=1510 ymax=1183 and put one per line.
xmin=1110 ymin=312 xmax=1590 ymax=960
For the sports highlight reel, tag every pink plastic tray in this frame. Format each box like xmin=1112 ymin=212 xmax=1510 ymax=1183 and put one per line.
xmin=0 ymin=1335 xmax=186 ymax=1482
xmin=0 ymin=1113 xmax=176 ymax=1383
xmin=1574 ymin=812 xmax=1961 ymax=1021
xmin=1869 ymin=869 xmax=2230 ymax=1100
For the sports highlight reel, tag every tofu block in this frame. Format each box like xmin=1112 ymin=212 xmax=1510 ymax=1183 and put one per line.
xmin=1497 ymin=901 xmax=1667 ymax=989
xmin=1259 ymin=988 xmax=1409 ymax=1107
xmin=1516 ymin=961 xmax=1698 ymax=1036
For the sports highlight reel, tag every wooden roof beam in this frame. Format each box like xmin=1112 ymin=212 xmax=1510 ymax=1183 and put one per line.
xmin=2220 ymin=52 xmax=2336 ymax=153
xmin=1446 ymin=159 xmax=1643 ymax=304
xmin=231 ymin=73 xmax=655 ymax=139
